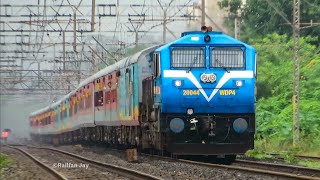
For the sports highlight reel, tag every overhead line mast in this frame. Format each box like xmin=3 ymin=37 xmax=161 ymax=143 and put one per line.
xmin=292 ymin=0 xmax=300 ymax=147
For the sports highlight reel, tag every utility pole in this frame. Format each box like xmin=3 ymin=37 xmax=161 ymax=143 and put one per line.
xmin=63 ymin=31 xmax=66 ymax=71
xmin=73 ymin=10 xmax=77 ymax=52
xmin=91 ymin=0 xmax=96 ymax=32
xmin=201 ymin=0 xmax=205 ymax=26
xmin=163 ymin=11 xmax=167 ymax=43
xmin=234 ymin=17 xmax=240 ymax=39
xmin=292 ymin=0 xmax=300 ymax=147
xmin=264 ymin=0 xmax=319 ymax=148
xmin=157 ymin=0 xmax=174 ymax=43
xmin=234 ymin=8 xmax=241 ymax=39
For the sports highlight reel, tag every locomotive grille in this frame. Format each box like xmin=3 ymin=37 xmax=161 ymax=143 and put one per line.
xmin=211 ymin=48 xmax=244 ymax=68
xmin=171 ymin=47 xmax=205 ymax=68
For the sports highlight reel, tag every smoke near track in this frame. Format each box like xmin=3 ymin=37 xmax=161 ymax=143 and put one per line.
xmin=0 ymin=95 xmax=53 ymax=138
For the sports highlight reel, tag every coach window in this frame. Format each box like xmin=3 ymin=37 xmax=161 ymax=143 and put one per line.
xmin=74 ymin=100 xmax=78 ymax=114
xmin=94 ymin=91 xmax=103 ymax=107
xmin=69 ymin=99 xmax=73 ymax=116
xmin=86 ymin=85 xmax=91 ymax=109
xmin=51 ymin=112 xmax=55 ymax=124
xmin=79 ymin=90 xmax=82 ymax=111
xmin=86 ymin=92 xmax=91 ymax=108
xmin=153 ymin=53 xmax=160 ymax=77
xmin=56 ymin=107 xmax=60 ymax=121
xmin=63 ymin=102 xmax=66 ymax=118
xmin=105 ymin=91 xmax=111 ymax=104
xmin=59 ymin=105 xmax=63 ymax=120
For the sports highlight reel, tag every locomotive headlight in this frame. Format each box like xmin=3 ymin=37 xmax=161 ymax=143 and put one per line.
xmin=170 ymin=118 xmax=184 ymax=133
xmin=204 ymin=35 xmax=211 ymax=42
xmin=200 ymin=74 xmax=208 ymax=83
xmin=187 ymin=108 xmax=193 ymax=115
xmin=233 ymin=118 xmax=248 ymax=133
xmin=236 ymin=80 xmax=243 ymax=87
xmin=174 ymin=80 xmax=182 ymax=87
xmin=209 ymin=74 xmax=217 ymax=83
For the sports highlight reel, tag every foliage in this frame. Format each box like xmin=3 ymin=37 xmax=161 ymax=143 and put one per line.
xmin=218 ymin=0 xmax=320 ymax=40
xmin=250 ymin=34 xmax=320 ymax=155
xmin=0 ymin=153 xmax=11 ymax=170
xmin=280 ymin=147 xmax=300 ymax=163
xmin=245 ymin=140 xmax=273 ymax=159
xmin=218 ymin=0 xmax=320 ymax=161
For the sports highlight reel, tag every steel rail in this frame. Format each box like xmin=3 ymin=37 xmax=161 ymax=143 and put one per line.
xmin=139 ymin=152 xmax=320 ymax=180
xmin=295 ymin=155 xmax=320 ymax=161
xmin=235 ymin=159 xmax=320 ymax=178
xmin=5 ymin=145 xmax=68 ymax=180
xmin=27 ymin=146 xmax=163 ymax=180
xmin=178 ymin=159 xmax=320 ymax=180
xmin=269 ymin=153 xmax=320 ymax=161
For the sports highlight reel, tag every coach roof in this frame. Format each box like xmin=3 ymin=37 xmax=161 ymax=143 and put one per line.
xmin=29 ymin=45 xmax=160 ymax=117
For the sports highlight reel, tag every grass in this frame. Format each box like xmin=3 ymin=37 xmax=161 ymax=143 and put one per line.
xmin=298 ymin=161 xmax=320 ymax=169
xmin=0 ymin=153 xmax=11 ymax=170
xmin=245 ymin=139 xmax=320 ymax=169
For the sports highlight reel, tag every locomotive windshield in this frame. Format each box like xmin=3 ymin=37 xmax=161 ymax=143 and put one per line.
xmin=171 ymin=47 xmax=205 ymax=68
xmin=211 ymin=47 xmax=244 ymax=68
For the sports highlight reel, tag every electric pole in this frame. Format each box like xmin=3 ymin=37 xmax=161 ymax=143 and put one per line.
xmin=292 ymin=0 xmax=300 ymax=147
xmin=73 ymin=10 xmax=77 ymax=52
xmin=201 ymin=0 xmax=205 ymax=26
xmin=234 ymin=8 xmax=241 ymax=39
xmin=91 ymin=0 xmax=96 ymax=32
xmin=63 ymin=31 xmax=66 ymax=71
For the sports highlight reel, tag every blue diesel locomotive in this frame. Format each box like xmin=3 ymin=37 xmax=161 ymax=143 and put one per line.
xmin=156 ymin=31 xmax=256 ymax=158
xmin=30 ymin=31 xmax=256 ymax=161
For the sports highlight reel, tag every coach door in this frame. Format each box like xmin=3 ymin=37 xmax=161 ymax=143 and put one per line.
xmin=142 ymin=77 xmax=153 ymax=121
xmin=105 ymin=88 xmax=111 ymax=122
xmin=124 ymin=68 xmax=133 ymax=117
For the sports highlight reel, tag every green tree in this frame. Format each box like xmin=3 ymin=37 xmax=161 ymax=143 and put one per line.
xmin=250 ymin=34 xmax=320 ymax=153
xmin=219 ymin=0 xmax=320 ymax=40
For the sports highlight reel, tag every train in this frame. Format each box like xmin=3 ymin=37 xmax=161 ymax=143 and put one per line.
xmin=29 ymin=30 xmax=257 ymax=163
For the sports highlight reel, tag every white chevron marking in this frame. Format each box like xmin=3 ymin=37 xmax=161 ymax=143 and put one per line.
xmin=163 ymin=70 xmax=253 ymax=102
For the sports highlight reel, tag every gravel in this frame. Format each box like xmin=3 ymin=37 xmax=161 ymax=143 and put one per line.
xmin=0 ymin=146 xmax=58 ymax=180
xmin=53 ymin=144 xmax=284 ymax=180
xmin=21 ymin=146 xmax=129 ymax=180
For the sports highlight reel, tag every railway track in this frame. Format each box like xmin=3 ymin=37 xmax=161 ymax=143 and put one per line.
xmin=5 ymin=145 xmax=68 ymax=180
xmin=234 ymin=159 xmax=320 ymax=179
xmin=295 ymin=155 xmax=320 ymax=161
xmin=73 ymin=145 xmax=320 ymax=180
xmin=24 ymin=145 xmax=162 ymax=180
xmin=176 ymin=158 xmax=320 ymax=180
xmin=137 ymin=152 xmax=320 ymax=180
xmin=5 ymin=144 xmax=162 ymax=180
xmin=269 ymin=153 xmax=320 ymax=161
xmin=7 ymin=144 xmax=320 ymax=179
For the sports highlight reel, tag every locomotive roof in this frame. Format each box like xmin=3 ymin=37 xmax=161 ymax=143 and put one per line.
xmin=29 ymin=45 xmax=160 ymax=117
xmin=155 ymin=31 xmax=255 ymax=52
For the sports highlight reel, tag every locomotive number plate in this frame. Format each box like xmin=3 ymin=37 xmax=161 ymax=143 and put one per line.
xmin=219 ymin=90 xmax=236 ymax=96
xmin=183 ymin=90 xmax=200 ymax=96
